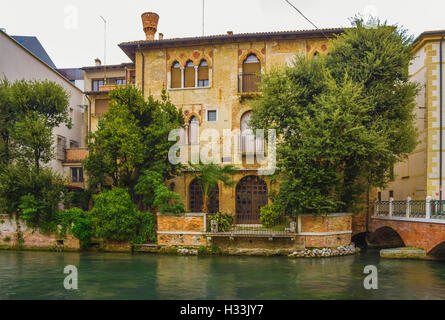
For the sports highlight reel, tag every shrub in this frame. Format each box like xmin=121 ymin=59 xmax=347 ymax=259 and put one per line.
xmin=9 ymin=168 xmax=65 ymax=233
xmin=260 ymin=203 xmax=282 ymax=228
xmin=208 ymin=213 xmax=234 ymax=232
xmin=90 ymin=188 xmax=156 ymax=245
xmin=3 ymin=236 xmax=11 ymax=242
xmin=153 ymin=184 xmax=185 ymax=214
xmin=58 ymin=208 xmax=92 ymax=246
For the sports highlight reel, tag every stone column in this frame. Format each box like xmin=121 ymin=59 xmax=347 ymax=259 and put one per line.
xmin=194 ymin=66 xmax=199 ymax=88
xmin=180 ymin=67 xmax=185 ymax=89
xmin=426 ymin=196 xmax=432 ymax=219
xmin=406 ymin=196 xmax=411 ymax=218
xmin=389 ymin=197 xmax=394 ymax=217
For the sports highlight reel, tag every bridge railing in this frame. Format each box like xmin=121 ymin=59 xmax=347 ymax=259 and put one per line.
xmin=374 ymin=196 xmax=445 ymax=220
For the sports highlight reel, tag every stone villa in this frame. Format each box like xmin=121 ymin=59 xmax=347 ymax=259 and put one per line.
xmin=68 ymin=11 xmax=343 ymax=224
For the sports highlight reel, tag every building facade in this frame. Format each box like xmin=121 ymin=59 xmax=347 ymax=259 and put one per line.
xmin=379 ymin=31 xmax=445 ymax=201
xmin=116 ymin=12 xmax=343 ymax=222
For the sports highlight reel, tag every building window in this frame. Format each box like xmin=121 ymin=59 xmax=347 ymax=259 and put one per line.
xmin=71 ymin=167 xmax=84 ymax=183
xmin=184 ymin=60 xmax=195 ymax=88
xmin=240 ymin=111 xmax=255 ymax=153
xmin=198 ymin=60 xmax=209 ymax=87
xmin=241 ymin=53 xmax=261 ymax=92
xmin=56 ymin=135 xmax=66 ymax=161
xmin=69 ymin=140 xmax=79 ymax=148
xmin=389 ymin=190 xmax=394 ymax=199
xmin=206 ymin=110 xmax=217 ymax=122
xmin=378 ymin=192 xmax=382 ymax=201
xmin=92 ymin=79 xmax=104 ymax=91
xmin=189 ymin=116 xmax=199 ymax=145
xmin=171 ymin=61 xmax=181 ymax=89
xmin=92 ymin=78 xmax=125 ymax=91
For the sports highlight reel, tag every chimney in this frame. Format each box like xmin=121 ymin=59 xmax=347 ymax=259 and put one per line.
xmin=141 ymin=12 xmax=159 ymax=41
xmin=158 ymin=33 xmax=164 ymax=40
xmin=94 ymin=58 xmax=101 ymax=66
xmin=227 ymin=31 xmax=233 ymax=35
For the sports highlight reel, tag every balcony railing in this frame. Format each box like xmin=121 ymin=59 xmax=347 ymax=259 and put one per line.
xmin=65 ymin=148 xmax=89 ymax=163
xmin=374 ymin=197 xmax=444 ymax=220
xmin=238 ymin=73 xmax=261 ymax=93
xmin=98 ymin=84 xmax=125 ymax=92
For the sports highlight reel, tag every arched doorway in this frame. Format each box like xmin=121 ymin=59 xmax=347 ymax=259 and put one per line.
xmin=189 ymin=179 xmax=219 ymax=213
xmin=236 ymin=175 xmax=268 ymax=224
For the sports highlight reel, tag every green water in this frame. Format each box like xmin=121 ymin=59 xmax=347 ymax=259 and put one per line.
xmin=1 ymin=250 xmax=445 ymax=300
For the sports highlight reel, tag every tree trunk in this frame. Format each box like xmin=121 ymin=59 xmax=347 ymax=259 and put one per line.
xmin=202 ymin=195 xmax=209 ymax=213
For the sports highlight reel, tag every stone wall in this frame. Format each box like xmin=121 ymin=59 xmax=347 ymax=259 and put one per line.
xmin=0 ymin=214 xmax=80 ymax=250
xmin=157 ymin=213 xmax=207 ymax=247
xmin=299 ymin=213 xmax=352 ymax=248
xmin=157 ymin=212 xmax=353 ymax=251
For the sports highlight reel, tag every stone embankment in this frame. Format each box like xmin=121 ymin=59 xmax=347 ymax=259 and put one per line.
xmin=288 ymin=244 xmax=360 ymax=258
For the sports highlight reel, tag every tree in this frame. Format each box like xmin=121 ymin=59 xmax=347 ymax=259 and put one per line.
xmin=0 ymin=78 xmax=71 ymax=167
xmin=0 ymin=79 xmax=71 ymax=220
xmin=11 ymin=113 xmax=54 ymax=172
xmin=250 ymin=19 xmax=418 ymax=215
xmin=188 ymin=163 xmax=237 ymax=213
xmin=89 ymin=188 xmax=156 ymax=244
xmin=83 ymin=86 xmax=184 ymax=201
xmin=326 ymin=18 xmax=419 ymax=225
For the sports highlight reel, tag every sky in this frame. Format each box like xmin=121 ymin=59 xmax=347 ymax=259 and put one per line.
xmin=1 ymin=0 xmax=444 ymax=68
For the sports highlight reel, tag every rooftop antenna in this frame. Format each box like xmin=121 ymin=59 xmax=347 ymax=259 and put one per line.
xmin=100 ymin=15 xmax=107 ymax=83
xmin=202 ymin=0 xmax=205 ymax=36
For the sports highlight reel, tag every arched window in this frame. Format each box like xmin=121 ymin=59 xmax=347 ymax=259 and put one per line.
xmin=171 ymin=61 xmax=181 ymax=89
xmin=240 ymin=111 xmax=255 ymax=153
xmin=313 ymin=52 xmax=320 ymax=59
xmin=242 ymin=54 xmax=261 ymax=92
xmin=184 ymin=60 xmax=195 ymax=88
xmin=189 ymin=179 xmax=219 ymax=213
xmin=189 ymin=116 xmax=199 ymax=145
xmin=198 ymin=60 xmax=209 ymax=87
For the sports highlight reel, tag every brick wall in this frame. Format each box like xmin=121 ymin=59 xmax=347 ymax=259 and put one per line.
xmin=157 ymin=213 xmax=207 ymax=246
xmin=65 ymin=148 xmax=89 ymax=162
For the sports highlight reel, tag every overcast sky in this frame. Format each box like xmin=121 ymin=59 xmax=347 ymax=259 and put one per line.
xmin=1 ymin=0 xmax=444 ymax=68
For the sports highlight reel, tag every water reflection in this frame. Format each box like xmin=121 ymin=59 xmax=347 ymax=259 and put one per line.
xmin=0 ymin=250 xmax=445 ymax=299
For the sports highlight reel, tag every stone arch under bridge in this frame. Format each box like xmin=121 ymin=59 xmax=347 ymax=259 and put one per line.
xmin=370 ymin=218 xmax=445 ymax=254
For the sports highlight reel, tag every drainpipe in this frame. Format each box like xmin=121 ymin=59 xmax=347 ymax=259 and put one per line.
xmin=85 ymin=95 xmax=92 ymax=138
xmin=138 ymin=44 xmax=145 ymax=97
xmin=440 ymin=34 xmax=444 ymax=201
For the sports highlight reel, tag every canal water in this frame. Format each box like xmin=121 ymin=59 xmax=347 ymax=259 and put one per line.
xmin=1 ymin=250 xmax=445 ymax=300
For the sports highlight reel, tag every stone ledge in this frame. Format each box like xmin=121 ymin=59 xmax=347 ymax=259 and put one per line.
xmin=299 ymin=213 xmax=352 ymax=217
xmin=157 ymin=212 xmax=206 ymax=217
xmin=380 ymin=247 xmax=426 ymax=259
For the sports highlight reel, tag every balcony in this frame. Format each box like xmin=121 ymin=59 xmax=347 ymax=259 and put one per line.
xmin=65 ymin=148 xmax=89 ymax=163
xmin=238 ymin=73 xmax=261 ymax=95
xmin=98 ymin=84 xmax=125 ymax=92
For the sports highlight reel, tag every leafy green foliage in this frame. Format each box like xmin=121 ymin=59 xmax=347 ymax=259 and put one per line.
xmin=0 ymin=78 xmax=70 ymax=167
xmin=259 ymin=203 xmax=282 ymax=228
xmin=58 ymin=208 xmax=92 ymax=245
xmin=153 ymin=184 xmax=185 ymax=214
xmin=89 ymin=188 xmax=156 ymax=244
xmin=250 ymin=20 xmax=418 ymax=215
xmin=135 ymin=170 xmax=185 ymax=214
xmin=11 ymin=113 xmax=54 ymax=171
xmin=208 ymin=213 xmax=234 ymax=232
xmin=188 ymin=163 xmax=237 ymax=213
xmin=12 ymin=168 xmax=65 ymax=232
xmin=0 ymin=78 xmax=71 ymax=231
xmin=83 ymin=86 xmax=184 ymax=199
xmin=63 ymin=189 xmax=92 ymax=211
